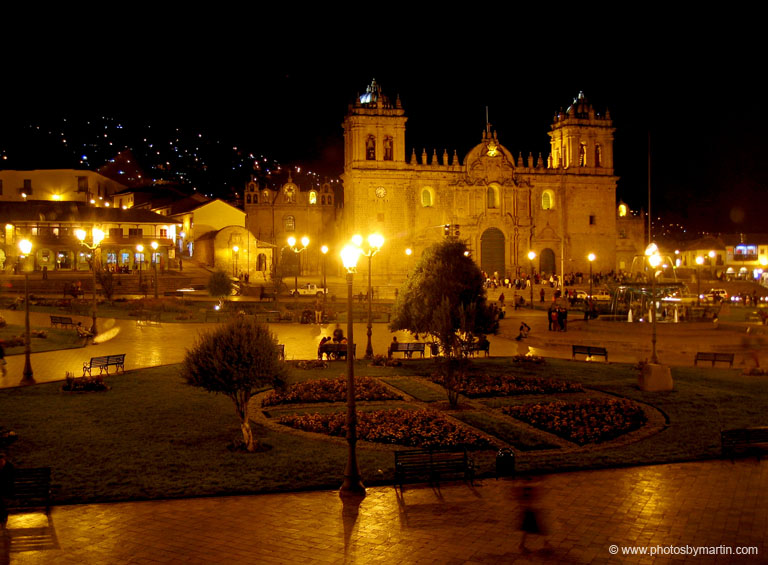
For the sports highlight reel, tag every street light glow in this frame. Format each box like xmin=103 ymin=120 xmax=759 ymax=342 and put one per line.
xmin=341 ymin=245 xmax=361 ymax=270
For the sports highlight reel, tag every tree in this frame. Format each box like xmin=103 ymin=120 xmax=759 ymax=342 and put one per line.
xmin=181 ymin=317 xmax=286 ymax=451
xmin=95 ymin=266 xmax=115 ymax=303
xmin=208 ymin=270 xmax=232 ymax=307
xmin=390 ymin=239 xmax=497 ymax=406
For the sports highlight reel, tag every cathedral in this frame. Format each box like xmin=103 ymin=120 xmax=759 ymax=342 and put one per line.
xmin=341 ymin=80 xmax=643 ymax=281
xmin=243 ymin=80 xmax=643 ymax=283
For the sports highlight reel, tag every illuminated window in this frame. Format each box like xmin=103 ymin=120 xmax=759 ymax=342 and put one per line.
xmin=541 ymin=190 xmax=554 ymax=210
xmin=284 ymin=215 xmax=295 ymax=232
xmin=159 ymin=228 xmax=168 ymax=238
xmin=579 ymin=143 xmax=587 ymax=166
xmin=487 ymin=185 xmax=499 ymax=209
xmin=309 ymin=191 xmax=317 ymax=205
xmin=618 ymin=204 xmax=628 ymax=217
xmin=421 ymin=188 xmax=433 ymax=207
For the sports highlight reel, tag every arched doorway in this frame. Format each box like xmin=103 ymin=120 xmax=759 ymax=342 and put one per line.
xmin=540 ymin=248 xmax=556 ymax=275
xmin=481 ymin=228 xmax=505 ymax=278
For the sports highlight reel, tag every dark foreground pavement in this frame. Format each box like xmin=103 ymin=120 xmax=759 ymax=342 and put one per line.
xmin=3 ymin=459 xmax=766 ymax=564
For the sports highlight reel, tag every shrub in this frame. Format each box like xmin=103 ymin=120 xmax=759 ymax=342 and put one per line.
xmin=61 ymin=373 xmax=110 ymax=392
xmin=262 ymin=376 xmax=401 ymax=406
xmin=504 ymin=398 xmax=647 ymax=445
xmin=278 ymin=408 xmax=492 ymax=449
xmin=430 ymin=373 xmax=583 ymax=397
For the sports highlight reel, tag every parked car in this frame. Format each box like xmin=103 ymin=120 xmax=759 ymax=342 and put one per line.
xmin=700 ymin=288 xmax=728 ymax=303
xmin=291 ymin=283 xmax=329 ymax=298
xmin=590 ymin=290 xmax=612 ymax=301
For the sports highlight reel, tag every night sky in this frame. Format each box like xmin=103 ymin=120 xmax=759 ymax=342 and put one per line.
xmin=3 ymin=27 xmax=764 ymax=236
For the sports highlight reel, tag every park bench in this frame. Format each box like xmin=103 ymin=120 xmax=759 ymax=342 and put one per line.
xmin=694 ymin=352 xmax=734 ymax=367
xmin=50 ymin=315 xmax=76 ymax=329
xmin=571 ymin=345 xmax=608 ymax=361
xmin=462 ymin=341 xmax=490 ymax=357
xmin=394 ymin=447 xmax=475 ymax=489
xmin=136 ymin=311 xmax=161 ymax=327
xmin=6 ymin=467 xmax=52 ymax=515
xmin=253 ymin=311 xmax=281 ymax=323
xmin=320 ymin=343 xmax=356 ymax=360
xmin=388 ymin=342 xmax=426 ymax=358
xmin=721 ymin=427 xmax=768 ymax=460
xmin=83 ymin=354 xmax=126 ymax=376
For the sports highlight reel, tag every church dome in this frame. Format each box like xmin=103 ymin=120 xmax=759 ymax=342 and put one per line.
xmin=358 ymin=79 xmax=391 ymax=106
xmin=566 ymin=91 xmax=594 ymax=118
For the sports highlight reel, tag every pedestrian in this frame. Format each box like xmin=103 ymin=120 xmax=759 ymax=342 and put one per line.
xmin=518 ymin=478 xmax=546 ymax=553
xmin=314 ymin=299 xmax=323 ymax=324
xmin=0 ymin=452 xmax=14 ymax=529
xmin=499 ymin=293 xmax=505 ymax=306
xmin=540 ymin=287 xmax=545 ymax=303
xmin=388 ymin=336 xmax=398 ymax=359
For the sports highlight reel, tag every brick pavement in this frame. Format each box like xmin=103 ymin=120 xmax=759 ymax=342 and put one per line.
xmin=3 ymin=459 xmax=766 ymax=564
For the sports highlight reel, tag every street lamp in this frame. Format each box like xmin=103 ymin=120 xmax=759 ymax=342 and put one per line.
xmin=76 ymin=228 xmax=104 ymax=336
xmin=151 ymin=241 xmax=159 ymax=299
xmin=18 ymin=239 xmax=34 ymax=384
xmin=708 ymin=250 xmax=716 ymax=279
xmin=340 ymin=243 xmax=365 ymax=498
xmin=287 ymin=236 xmax=309 ymax=295
xmin=695 ymin=256 xmax=704 ymax=306
xmin=321 ymin=245 xmax=329 ymax=306
xmin=527 ymin=251 xmax=536 ymax=308
xmin=232 ymin=245 xmax=239 ymax=278
xmin=646 ymin=244 xmax=661 ymax=364
xmin=405 ymin=248 xmax=412 ymax=278
xmin=136 ymin=244 xmax=144 ymax=295
xmin=587 ymin=253 xmax=596 ymax=298
xmin=353 ymin=233 xmax=384 ymax=359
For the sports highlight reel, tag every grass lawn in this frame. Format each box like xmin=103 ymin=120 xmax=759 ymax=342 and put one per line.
xmin=0 ymin=324 xmax=85 ymax=355
xmin=1 ymin=357 xmax=767 ymax=505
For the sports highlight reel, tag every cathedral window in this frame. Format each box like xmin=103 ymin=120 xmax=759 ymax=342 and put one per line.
xmin=618 ymin=204 xmax=628 ymax=217
xmin=262 ymin=190 xmax=270 ymax=203
xmin=595 ymin=144 xmax=602 ymax=167
xmin=589 ymin=215 xmax=596 ymax=226
xmin=284 ymin=215 xmax=295 ymax=232
xmin=366 ymin=135 xmax=376 ymax=160
xmin=487 ymin=185 xmax=499 ymax=209
xmin=541 ymin=190 xmax=554 ymax=210
xmin=246 ymin=194 xmax=251 ymax=204
xmin=384 ymin=136 xmax=393 ymax=160
xmin=421 ymin=188 xmax=434 ymax=207
xmin=579 ymin=142 xmax=587 ymax=166
xmin=309 ymin=191 xmax=317 ymax=205
xmin=321 ymin=195 xmax=325 ymax=205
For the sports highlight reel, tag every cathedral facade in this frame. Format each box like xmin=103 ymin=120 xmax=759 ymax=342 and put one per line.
xmin=341 ymin=80 xmax=640 ymax=282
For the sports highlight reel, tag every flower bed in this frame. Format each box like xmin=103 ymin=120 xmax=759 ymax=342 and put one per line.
xmin=61 ymin=374 xmax=110 ymax=392
xmin=503 ymin=398 xmax=646 ymax=445
xmin=430 ymin=373 xmax=583 ymax=398
xmin=262 ymin=376 xmax=402 ymax=406
xmin=278 ymin=408 xmax=492 ymax=449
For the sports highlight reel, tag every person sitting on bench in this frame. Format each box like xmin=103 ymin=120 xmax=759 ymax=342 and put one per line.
xmin=76 ymin=322 xmax=94 ymax=339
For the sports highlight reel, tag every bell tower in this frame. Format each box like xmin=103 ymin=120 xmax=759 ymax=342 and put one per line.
xmin=548 ymin=92 xmax=615 ymax=173
xmin=342 ymin=79 xmax=407 ymax=168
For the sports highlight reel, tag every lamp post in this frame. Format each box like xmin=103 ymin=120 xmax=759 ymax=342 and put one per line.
xmin=646 ymin=243 xmax=661 ymax=364
xmin=151 ymin=241 xmax=159 ymax=299
xmin=18 ymin=239 xmax=34 ymax=384
xmin=76 ymin=228 xmax=104 ymax=336
xmin=708 ymin=250 xmax=716 ymax=280
xmin=287 ymin=236 xmax=309 ymax=295
xmin=136 ymin=244 xmax=144 ymax=293
xmin=527 ymin=251 xmax=536 ymax=308
xmin=321 ymin=245 xmax=328 ymax=306
xmin=232 ymin=245 xmax=239 ymax=278
xmin=340 ymin=243 xmax=365 ymax=498
xmin=695 ymin=256 xmax=704 ymax=306
xmin=353 ymin=233 xmax=384 ymax=359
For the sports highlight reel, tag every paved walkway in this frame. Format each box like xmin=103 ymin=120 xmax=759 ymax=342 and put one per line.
xmin=3 ymin=459 xmax=766 ymax=564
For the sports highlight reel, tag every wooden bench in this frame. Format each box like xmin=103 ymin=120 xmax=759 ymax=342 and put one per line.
xmin=136 ymin=311 xmax=161 ymax=327
xmin=394 ymin=447 xmax=474 ymax=489
xmin=721 ymin=427 xmax=768 ymax=459
xmin=320 ymin=343 xmax=356 ymax=360
xmin=388 ymin=342 xmax=426 ymax=358
xmin=694 ymin=352 xmax=734 ymax=367
xmin=572 ymin=344 xmax=608 ymax=361
xmin=6 ymin=467 xmax=52 ymax=515
xmin=462 ymin=341 xmax=491 ymax=357
xmin=50 ymin=315 xmax=76 ymax=329
xmin=83 ymin=354 xmax=126 ymax=376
